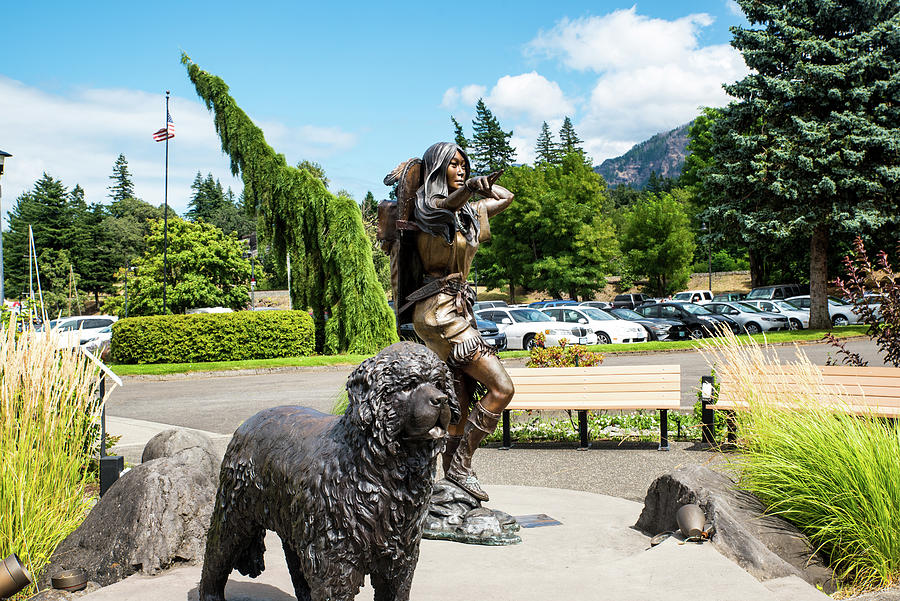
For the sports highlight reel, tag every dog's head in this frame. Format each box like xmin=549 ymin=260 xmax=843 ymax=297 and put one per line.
xmin=346 ymin=342 xmax=459 ymax=453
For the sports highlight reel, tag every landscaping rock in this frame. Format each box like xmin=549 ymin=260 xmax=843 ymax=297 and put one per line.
xmin=141 ymin=428 xmax=222 ymax=474
xmin=635 ymin=465 xmax=835 ymax=593
xmin=39 ymin=447 xmax=218 ymax=588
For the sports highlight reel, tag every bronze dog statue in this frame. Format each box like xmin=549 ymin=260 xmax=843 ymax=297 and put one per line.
xmin=199 ymin=342 xmax=458 ymax=601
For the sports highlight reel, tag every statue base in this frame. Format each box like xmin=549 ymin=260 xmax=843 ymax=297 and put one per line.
xmin=423 ymin=479 xmax=521 ymax=545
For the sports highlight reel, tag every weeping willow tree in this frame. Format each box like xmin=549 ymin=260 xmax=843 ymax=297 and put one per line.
xmin=182 ymin=54 xmax=396 ymax=354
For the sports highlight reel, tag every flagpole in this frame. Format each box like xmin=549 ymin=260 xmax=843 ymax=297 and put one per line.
xmin=163 ymin=91 xmax=170 ymax=314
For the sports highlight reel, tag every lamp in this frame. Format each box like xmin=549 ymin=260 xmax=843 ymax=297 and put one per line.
xmin=0 ymin=150 xmax=10 ymax=304
xmin=0 ymin=553 xmax=32 ymax=598
xmin=676 ymin=503 xmax=707 ymax=539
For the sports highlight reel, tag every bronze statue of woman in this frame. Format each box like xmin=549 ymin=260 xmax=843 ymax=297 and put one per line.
xmin=383 ymin=142 xmax=514 ymax=501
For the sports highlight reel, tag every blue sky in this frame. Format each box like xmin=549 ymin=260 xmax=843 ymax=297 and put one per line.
xmin=0 ymin=1 xmax=749 ymax=220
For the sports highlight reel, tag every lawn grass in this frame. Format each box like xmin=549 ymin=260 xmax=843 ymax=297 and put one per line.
xmin=109 ymin=325 xmax=868 ymax=376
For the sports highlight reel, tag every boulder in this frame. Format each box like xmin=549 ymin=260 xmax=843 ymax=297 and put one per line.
xmin=141 ymin=428 xmax=222 ymax=474
xmin=39 ymin=447 xmax=218 ymax=589
xmin=27 ymin=581 xmax=101 ymax=600
xmin=635 ymin=465 xmax=835 ymax=593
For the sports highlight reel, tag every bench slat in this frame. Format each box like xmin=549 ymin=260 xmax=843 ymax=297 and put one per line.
xmin=508 ymin=374 xmax=680 ymax=386
xmin=507 ymin=365 xmax=679 ymax=376
xmin=513 ymin=382 xmax=680 ymax=394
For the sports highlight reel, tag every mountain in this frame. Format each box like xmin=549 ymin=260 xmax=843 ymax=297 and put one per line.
xmin=594 ymin=122 xmax=692 ymax=189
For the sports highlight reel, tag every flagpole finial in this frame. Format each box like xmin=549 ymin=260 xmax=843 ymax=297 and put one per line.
xmin=166 ymin=90 xmax=170 ymax=96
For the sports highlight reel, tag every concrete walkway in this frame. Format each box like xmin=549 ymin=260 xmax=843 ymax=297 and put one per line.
xmin=89 ymin=417 xmax=833 ymax=601
xmin=76 ymin=484 xmax=827 ymax=601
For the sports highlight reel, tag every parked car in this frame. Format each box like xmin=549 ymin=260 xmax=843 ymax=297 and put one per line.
xmin=741 ymin=299 xmax=809 ymax=329
xmin=852 ymin=293 xmax=885 ymax=322
xmin=541 ymin=306 xmax=647 ymax=345
xmin=611 ymin=293 xmax=654 ymax=310
xmin=472 ymin=300 xmax=508 ymax=311
xmin=635 ymin=302 xmax=740 ymax=338
xmin=712 ymin=292 xmax=747 ymax=302
xmin=672 ymin=290 xmax=713 ymax=304
xmin=80 ymin=325 xmax=112 ymax=354
xmin=785 ymin=295 xmax=862 ymax=326
xmin=578 ymin=300 xmax=612 ymax=310
xmin=37 ymin=315 xmax=119 ymax=348
xmin=399 ymin=317 xmax=508 ymax=351
xmin=608 ymin=308 xmax=692 ymax=342
xmin=746 ymin=283 xmax=809 ymax=300
xmin=704 ymin=302 xmax=790 ymax=334
xmin=527 ymin=299 xmax=578 ymax=309
xmin=475 ymin=307 xmax=597 ymax=350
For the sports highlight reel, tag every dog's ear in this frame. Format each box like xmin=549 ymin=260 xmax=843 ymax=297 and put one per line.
xmin=347 ymin=356 xmax=377 ymax=430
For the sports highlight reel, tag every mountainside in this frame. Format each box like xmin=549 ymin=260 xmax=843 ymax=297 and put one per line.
xmin=594 ymin=122 xmax=692 ymax=189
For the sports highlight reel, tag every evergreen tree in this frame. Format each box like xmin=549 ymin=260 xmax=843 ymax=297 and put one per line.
xmin=68 ymin=186 xmax=117 ymax=304
xmin=183 ymin=53 xmax=396 ymax=354
xmin=469 ymin=98 xmax=515 ymax=174
xmin=706 ymin=0 xmax=900 ymax=328
xmin=451 ymin=116 xmax=468 ymax=150
xmin=534 ymin=122 xmax=560 ymax=165
xmin=107 ymin=153 xmax=135 ymax=202
xmin=186 ymin=172 xmax=226 ymax=222
xmin=362 ymin=191 xmax=378 ymax=223
xmin=558 ymin=117 xmax=584 ymax=156
xmin=3 ymin=174 xmax=72 ymax=297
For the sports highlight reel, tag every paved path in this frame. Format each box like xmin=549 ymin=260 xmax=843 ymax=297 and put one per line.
xmin=77 ymin=486 xmax=829 ymax=601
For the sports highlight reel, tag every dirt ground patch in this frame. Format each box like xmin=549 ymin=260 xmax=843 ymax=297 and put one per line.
xmin=474 ymin=271 xmax=753 ymax=303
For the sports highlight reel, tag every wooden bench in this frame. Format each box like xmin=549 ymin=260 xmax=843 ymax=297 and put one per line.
xmin=501 ymin=365 xmax=681 ymax=450
xmin=703 ymin=365 xmax=900 ymax=441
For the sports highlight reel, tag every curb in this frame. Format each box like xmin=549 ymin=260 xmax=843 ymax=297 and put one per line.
xmin=118 ymin=335 xmax=869 ymax=382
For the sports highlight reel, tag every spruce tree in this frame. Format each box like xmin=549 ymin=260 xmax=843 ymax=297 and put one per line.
xmin=469 ymin=98 xmax=515 ymax=174
xmin=534 ymin=121 xmax=560 ymax=165
xmin=107 ymin=153 xmax=135 ymax=202
xmin=362 ymin=191 xmax=378 ymax=223
xmin=182 ymin=53 xmax=396 ymax=354
xmin=558 ymin=117 xmax=584 ymax=156
xmin=706 ymin=0 xmax=900 ymax=328
xmin=451 ymin=116 xmax=469 ymax=150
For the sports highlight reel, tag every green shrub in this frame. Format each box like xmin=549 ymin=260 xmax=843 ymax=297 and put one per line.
xmin=0 ymin=326 xmax=103 ymax=598
xmin=111 ymin=310 xmax=314 ymax=364
xmin=703 ymin=331 xmax=900 ymax=588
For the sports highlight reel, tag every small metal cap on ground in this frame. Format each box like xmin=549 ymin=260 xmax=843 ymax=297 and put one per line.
xmin=51 ymin=568 xmax=88 ymax=592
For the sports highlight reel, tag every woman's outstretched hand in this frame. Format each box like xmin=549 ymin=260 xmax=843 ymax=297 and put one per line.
xmin=465 ymin=171 xmax=503 ymax=199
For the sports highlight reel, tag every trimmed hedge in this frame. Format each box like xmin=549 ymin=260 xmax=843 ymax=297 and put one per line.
xmin=110 ymin=310 xmax=315 ymax=364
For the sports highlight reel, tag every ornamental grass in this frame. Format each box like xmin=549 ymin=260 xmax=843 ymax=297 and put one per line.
xmin=701 ymin=331 xmax=900 ymax=589
xmin=0 ymin=323 xmax=107 ymax=597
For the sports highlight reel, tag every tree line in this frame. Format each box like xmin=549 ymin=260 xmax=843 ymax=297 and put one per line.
xmin=2 ymin=154 xmax=259 ymax=317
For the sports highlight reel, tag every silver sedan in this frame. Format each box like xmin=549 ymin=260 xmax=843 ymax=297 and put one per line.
xmin=741 ymin=299 xmax=809 ymax=329
xmin=704 ymin=302 xmax=790 ymax=335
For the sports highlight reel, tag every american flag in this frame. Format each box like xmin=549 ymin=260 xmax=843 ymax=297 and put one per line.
xmin=152 ymin=110 xmax=175 ymax=142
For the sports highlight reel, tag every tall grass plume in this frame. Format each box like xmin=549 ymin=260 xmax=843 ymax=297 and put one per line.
xmin=701 ymin=331 xmax=900 ymax=588
xmin=0 ymin=323 xmax=109 ymax=597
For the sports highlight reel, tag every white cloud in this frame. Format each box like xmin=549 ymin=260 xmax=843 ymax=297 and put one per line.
xmin=726 ymin=0 xmax=744 ymax=17
xmin=0 ymin=76 xmax=358 ymax=222
xmin=523 ymin=8 xmax=749 ymax=163
xmin=528 ymin=8 xmax=716 ymax=72
xmin=440 ymin=84 xmax=487 ymax=110
xmin=486 ymin=73 xmax=574 ymax=121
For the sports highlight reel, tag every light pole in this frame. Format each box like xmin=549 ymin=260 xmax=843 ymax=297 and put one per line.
xmin=0 ymin=150 xmax=11 ymax=304
xmin=701 ymin=222 xmax=712 ymax=291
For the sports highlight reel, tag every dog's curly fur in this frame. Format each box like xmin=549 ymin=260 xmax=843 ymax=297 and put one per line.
xmin=198 ymin=342 xmax=459 ymax=601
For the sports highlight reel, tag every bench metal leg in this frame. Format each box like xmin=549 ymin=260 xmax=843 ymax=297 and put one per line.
xmin=726 ymin=411 xmax=737 ymax=444
xmin=577 ymin=410 xmax=590 ymax=450
xmin=700 ymin=375 xmax=716 ymax=445
xmin=500 ymin=410 xmax=511 ymax=450
xmin=658 ymin=409 xmax=669 ymax=451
